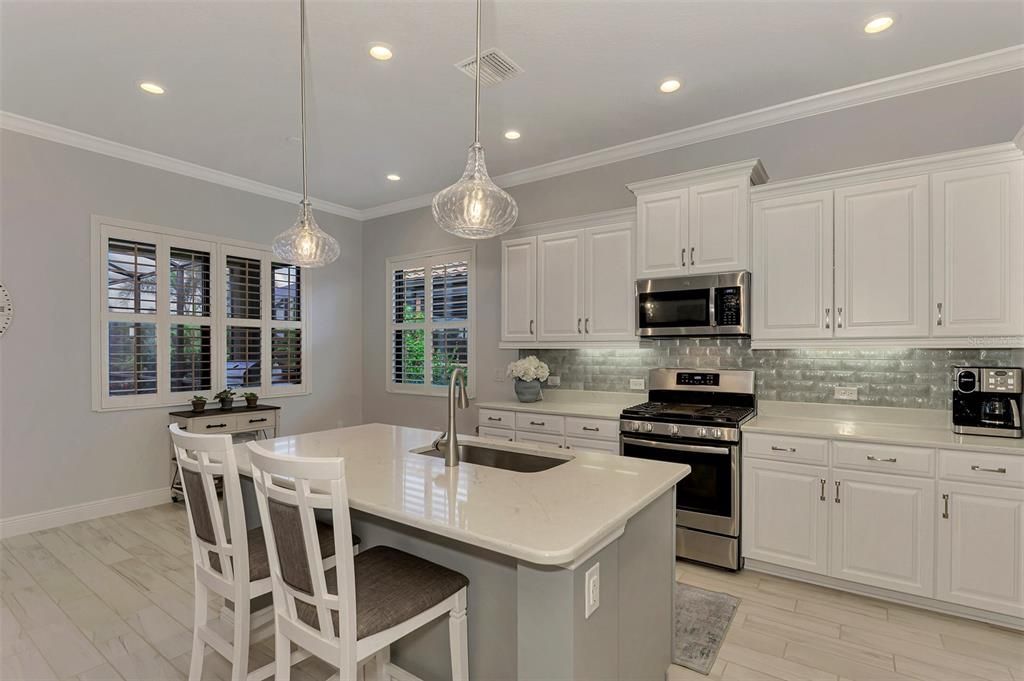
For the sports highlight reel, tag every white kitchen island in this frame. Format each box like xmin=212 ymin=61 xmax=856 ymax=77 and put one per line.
xmin=232 ymin=422 xmax=689 ymax=681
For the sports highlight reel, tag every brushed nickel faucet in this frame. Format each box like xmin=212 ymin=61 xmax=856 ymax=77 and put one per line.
xmin=433 ymin=367 xmax=469 ymax=467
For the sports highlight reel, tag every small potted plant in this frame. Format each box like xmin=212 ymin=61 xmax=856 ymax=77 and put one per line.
xmin=214 ymin=389 xmax=235 ymax=410
xmin=190 ymin=395 xmax=207 ymax=413
xmin=507 ymin=356 xmax=550 ymax=403
xmin=243 ymin=392 xmax=259 ymax=408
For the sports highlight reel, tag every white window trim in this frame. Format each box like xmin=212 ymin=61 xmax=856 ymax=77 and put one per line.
xmin=91 ymin=215 xmax=312 ymax=411
xmin=385 ymin=245 xmax=476 ymax=398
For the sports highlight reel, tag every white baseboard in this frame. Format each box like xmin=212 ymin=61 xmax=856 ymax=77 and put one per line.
xmin=0 ymin=487 xmax=170 ymax=538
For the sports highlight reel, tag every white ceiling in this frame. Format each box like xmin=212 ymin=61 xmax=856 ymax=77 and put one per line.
xmin=2 ymin=0 xmax=1022 ymax=212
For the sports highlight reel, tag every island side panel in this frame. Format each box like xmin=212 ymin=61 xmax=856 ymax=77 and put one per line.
xmin=617 ymin=488 xmax=675 ymax=679
xmin=350 ymin=511 xmax=519 ymax=681
xmin=515 ymin=562 xmax=576 ymax=680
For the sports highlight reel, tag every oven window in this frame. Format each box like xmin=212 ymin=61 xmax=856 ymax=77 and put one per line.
xmin=638 ymin=290 xmax=710 ymax=328
xmin=622 ymin=439 xmax=732 ymax=517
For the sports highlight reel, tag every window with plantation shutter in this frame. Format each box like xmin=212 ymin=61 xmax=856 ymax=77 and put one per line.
xmin=387 ymin=247 xmax=475 ymax=396
xmin=93 ymin=217 xmax=310 ymax=411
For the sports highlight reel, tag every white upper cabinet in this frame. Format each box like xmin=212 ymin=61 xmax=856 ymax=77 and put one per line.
xmin=537 ymin=230 xmax=586 ymax=342
xmin=689 ymin=176 xmax=750 ymax=275
xmin=833 ymin=176 xmax=930 ymax=338
xmin=501 ymin=236 xmax=537 ymax=342
xmin=583 ymin=222 xmax=635 ymax=341
xmin=931 ymin=161 xmax=1024 ymax=338
xmin=630 ymin=160 xmax=767 ymax=280
xmin=752 ymin=190 xmax=835 ymax=340
xmin=635 ymin=189 xmax=688 ymax=279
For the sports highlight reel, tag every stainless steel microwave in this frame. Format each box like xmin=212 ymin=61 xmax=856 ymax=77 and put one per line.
xmin=635 ymin=271 xmax=750 ymax=337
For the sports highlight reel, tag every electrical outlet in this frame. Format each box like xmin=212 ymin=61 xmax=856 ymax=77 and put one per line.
xmin=493 ymin=368 xmax=506 ymax=382
xmin=629 ymin=378 xmax=646 ymax=390
xmin=547 ymin=375 xmax=561 ymax=387
xmin=834 ymin=386 xmax=859 ymax=401
xmin=585 ymin=563 xmax=600 ymax=618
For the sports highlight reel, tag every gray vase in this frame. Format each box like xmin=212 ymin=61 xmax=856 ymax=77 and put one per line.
xmin=514 ymin=379 xmax=543 ymax=403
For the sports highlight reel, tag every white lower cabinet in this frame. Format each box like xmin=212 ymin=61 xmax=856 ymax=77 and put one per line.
xmin=830 ymin=469 xmax=934 ymax=596
xmin=479 ymin=410 xmax=621 ymax=455
xmin=936 ymin=482 xmax=1024 ymax=618
xmin=742 ymin=458 xmax=829 ymax=575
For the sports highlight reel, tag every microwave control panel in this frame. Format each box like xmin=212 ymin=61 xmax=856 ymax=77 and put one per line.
xmin=715 ymin=287 xmax=743 ymax=327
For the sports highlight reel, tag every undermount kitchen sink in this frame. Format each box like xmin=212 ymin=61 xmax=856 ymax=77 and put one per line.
xmin=411 ymin=443 xmax=572 ymax=472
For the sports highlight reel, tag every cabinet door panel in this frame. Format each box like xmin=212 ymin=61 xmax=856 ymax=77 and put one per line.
xmin=501 ymin=237 xmax=537 ymax=342
xmin=742 ymin=459 xmax=829 ymax=575
xmin=752 ymin=191 xmax=834 ymax=340
xmin=636 ymin=190 xmax=687 ymax=278
xmin=689 ymin=177 xmax=748 ymax=274
xmin=831 ymin=470 xmax=934 ymax=596
xmin=537 ymin=230 xmax=585 ymax=341
xmin=932 ymin=161 xmax=1024 ymax=337
xmin=834 ymin=176 xmax=929 ymax=338
xmin=584 ymin=222 xmax=636 ymax=341
xmin=936 ymin=482 xmax=1024 ymax=618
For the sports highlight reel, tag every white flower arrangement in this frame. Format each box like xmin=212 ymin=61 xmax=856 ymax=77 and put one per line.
xmin=507 ymin=355 xmax=550 ymax=382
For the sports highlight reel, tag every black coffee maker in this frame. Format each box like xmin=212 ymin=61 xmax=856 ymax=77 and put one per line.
xmin=952 ymin=367 xmax=1023 ymax=439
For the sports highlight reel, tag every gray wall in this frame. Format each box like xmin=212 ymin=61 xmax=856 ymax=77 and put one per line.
xmin=360 ymin=71 xmax=1024 ymax=427
xmin=0 ymin=130 xmax=364 ymax=518
xmin=527 ymin=343 xmax=1019 ymax=410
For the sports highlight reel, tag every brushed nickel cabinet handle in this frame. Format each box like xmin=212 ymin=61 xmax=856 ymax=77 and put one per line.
xmin=820 ymin=479 xmax=827 ymax=502
xmin=942 ymin=493 xmax=950 ymax=519
xmin=681 ymin=249 xmax=686 ymax=267
xmin=529 ymin=319 xmax=534 ymax=335
xmin=690 ymin=247 xmax=695 ymax=267
xmin=971 ymin=465 xmax=1007 ymax=474
xmin=585 ymin=318 xmax=590 ymax=334
xmin=834 ymin=480 xmax=841 ymax=503
xmin=825 ymin=307 xmax=831 ymax=329
xmin=529 ymin=421 xmax=546 ymax=426
xmin=866 ymin=455 xmax=897 ymax=463
xmin=577 ymin=318 xmax=582 ymax=334
xmin=771 ymin=446 xmax=797 ymax=453
xmin=837 ymin=306 xmax=843 ymax=329
xmin=582 ymin=426 xmax=600 ymax=432
xmin=487 ymin=416 xmax=502 ymax=422
xmin=937 ymin=302 xmax=943 ymax=327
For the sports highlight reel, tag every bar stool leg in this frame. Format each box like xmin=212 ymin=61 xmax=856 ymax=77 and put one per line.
xmin=275 ymin=628 xmax=292 ymax=681
xmin=448 ymin=588 xmax=469 ymax=681
xmin=230 ymin=595 xmax=251 ymax=681
xmin=188 ymin=573 xmax=209 ymax=681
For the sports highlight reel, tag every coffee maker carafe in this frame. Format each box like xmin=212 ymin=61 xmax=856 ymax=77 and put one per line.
xmin=952 ymin=367 xmax=1023 ymax=439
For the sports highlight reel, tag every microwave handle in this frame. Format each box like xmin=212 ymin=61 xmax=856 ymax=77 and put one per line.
xmin=709 ymin=287 xmax=717 ymax=327
xmin=1012 ymin=400 xmax=1021 ymax=428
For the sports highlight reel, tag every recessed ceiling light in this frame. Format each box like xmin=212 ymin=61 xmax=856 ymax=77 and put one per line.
xmin=369 ymin=43 xmax=393 ymax=61
xmin=659 ymin=79 xmax=681 ymax=94
xmin=504 ymin=130 xmax=521 ymax=140
xmin=139 ymin=82 xmax=165 ymax=95
xmin=386 ymin=174 xmax=401 ymax=181
xmin=864 ymin=15 xmax=895 ymax=34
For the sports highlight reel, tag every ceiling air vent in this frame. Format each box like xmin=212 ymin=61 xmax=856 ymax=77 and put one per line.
xmin=455 ymin=48 xmax=523 ymax=86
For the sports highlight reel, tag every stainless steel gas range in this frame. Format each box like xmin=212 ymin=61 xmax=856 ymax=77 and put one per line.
xmin=620 ymin=368 xmax=755 ymax=570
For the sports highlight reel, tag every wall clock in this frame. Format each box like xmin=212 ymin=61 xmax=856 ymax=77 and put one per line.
xmin=0 ymin=284 xmax=12 ymax=336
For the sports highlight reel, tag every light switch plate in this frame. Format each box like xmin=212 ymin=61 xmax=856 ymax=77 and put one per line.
xmin=834 ymin=386 xmax=859 ymax=401
xmin=629 ymin=378 xmax=646 ymax=390
xmin=547 ymin=375 xmax=561 ymax=387
xmin=585 ymin=563 xmax=600 ymax=618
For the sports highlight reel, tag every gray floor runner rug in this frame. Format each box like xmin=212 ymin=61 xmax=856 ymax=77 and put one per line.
xmin=672 ymin=582 xmax=740 ymax=675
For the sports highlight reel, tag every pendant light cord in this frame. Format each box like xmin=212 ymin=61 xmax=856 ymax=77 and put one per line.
xmin=473 ymin=0 xmax=481 ymax=145
xmin=299 ymin=0 xmax=310 ymax=205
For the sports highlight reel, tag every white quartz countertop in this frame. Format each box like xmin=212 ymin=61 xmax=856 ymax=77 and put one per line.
xmin=743 ymin=402 xmax=1024 ymax=456
xmin=476 ymin=390 xmax=641 ymax=420
xmin=233 ymin=423 xmax=689 ymax=566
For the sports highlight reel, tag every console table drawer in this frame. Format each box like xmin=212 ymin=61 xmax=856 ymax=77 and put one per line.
xmin=939 ymin=450 xmax=1024 ymax=488
xmin=185 ymin=415 xmax=237 ymax=433
xmin=744 ymin=433 xmax=828 ymax=465
xmin=833 ymin=442 xmax=934 ymax=477
xmin=565 ymin=417 xmax=618 ymax=441
xmin=479 ymin=409 xmax=516 ymax=429
xmin=515 ymin=413 xmax=565 ymax=435
xmin=238 ymin=412 xmax=276 ymax=429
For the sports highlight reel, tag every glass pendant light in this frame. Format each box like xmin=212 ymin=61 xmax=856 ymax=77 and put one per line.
xmin=272 ymin=0 xmax=340 ymax=267
xmin=432 ymin=0 xmax=518 ymax=239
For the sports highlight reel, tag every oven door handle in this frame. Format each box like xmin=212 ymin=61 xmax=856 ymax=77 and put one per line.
xmin=621 ymin=436 xmax=731 ymax=456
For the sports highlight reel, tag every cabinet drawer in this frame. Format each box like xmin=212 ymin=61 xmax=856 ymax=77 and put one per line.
xmin=479 ymin=409 xmax=516 ymax=429
xmin=515 ymin=412 xmax=565 ymax=435
xmin=478 ymin=426 xmax=515 ymax=442
xmin=744 ymin=433 xmax=828 ymax=465
xmin=239 ymin=412 xmax=276 ymax=429
xmin=832 ymin=442 xmax=935 ymax=477
xmin=565 ymin=417 xmax=618 ymax=441
xmin=939 ymin=450 xmax=1024 ymax=488
xmin=185 ymin=415 xmax=237 ymax=433
xmin=515 ymin=432 xmax=566 ymax=449
xmin=565 ymin=437 xmax=620 ymax=454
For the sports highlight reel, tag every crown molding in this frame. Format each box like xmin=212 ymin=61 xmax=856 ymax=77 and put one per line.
xmin=626 ymin=158 xmax=767 ymax=195
xmin=508 ymin=207 xmax=635 ymax=238
xmin=1015 ymin=124 xmax=1024 ymax=151
xmin=0 ymin=111 xmax=363 ymax=221
xmin=362 ymin=45 xmax=1023 ymax=221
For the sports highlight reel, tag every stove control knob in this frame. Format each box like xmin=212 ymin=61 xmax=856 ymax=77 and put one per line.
xmin=643 ymin=422 xmax=654 ymax=433
xmin=697 ymin=427 xmax=708 ymax=438
xmin=630 ymin=421 xmax=640 ymax=432
xmin=668 ymin=424 xmax=679 ymax=437
xmin=712 ymin=428 xmax=724 ymax=439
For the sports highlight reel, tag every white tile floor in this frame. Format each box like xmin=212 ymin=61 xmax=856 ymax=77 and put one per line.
xmin=2 ymin=503 xmax=1021 ymax=680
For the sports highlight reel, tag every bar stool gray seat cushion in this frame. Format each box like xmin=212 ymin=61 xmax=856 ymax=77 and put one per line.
xmin=295 ymin=546 xmax=469 ymax=640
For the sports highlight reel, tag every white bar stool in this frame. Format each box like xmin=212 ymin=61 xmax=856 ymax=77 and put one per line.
xmin=170 ymin=424 xmax=343 ymax=681
xmin=246 ymin=442 xmax=470 ymax=681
